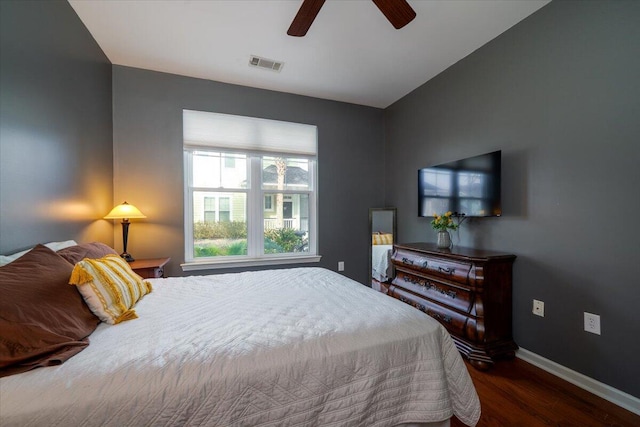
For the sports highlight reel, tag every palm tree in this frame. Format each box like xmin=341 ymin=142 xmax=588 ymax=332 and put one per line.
xmin=275 ymin=157 xmax=286 ymax=228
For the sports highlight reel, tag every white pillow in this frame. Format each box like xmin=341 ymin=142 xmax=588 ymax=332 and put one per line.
xmin=0 ymin=240 xmax=78 ymax=266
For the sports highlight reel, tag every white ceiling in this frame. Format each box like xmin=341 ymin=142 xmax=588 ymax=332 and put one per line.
xmin=69 ymin=0 xmax=550 ymax=109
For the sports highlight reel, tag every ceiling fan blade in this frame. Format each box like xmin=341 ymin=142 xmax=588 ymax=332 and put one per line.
xmin=371 ymin=0 xmax=416 ymax=29
xmin=287 ymin=0 xmax=326 ymax=37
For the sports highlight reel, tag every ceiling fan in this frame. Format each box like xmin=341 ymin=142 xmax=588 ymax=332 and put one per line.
xmin=287 ymin=0 xmax=416 ymax=37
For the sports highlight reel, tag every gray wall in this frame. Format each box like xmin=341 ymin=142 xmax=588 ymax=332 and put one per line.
xmin=112 ymin=66 xmax=385 ymax=280
xmin=384 ymin=0 xmax=640 ymax=397
xmin=0 ymin=0 xmax=113 ymax=253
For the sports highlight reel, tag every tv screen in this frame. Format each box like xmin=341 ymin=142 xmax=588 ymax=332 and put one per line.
xmin=418 ymin=150 xmax=501 ymax=217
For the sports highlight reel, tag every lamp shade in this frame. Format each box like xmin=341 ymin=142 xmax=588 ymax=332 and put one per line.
xmin=104 ymin=202 xmax=146 ymax=220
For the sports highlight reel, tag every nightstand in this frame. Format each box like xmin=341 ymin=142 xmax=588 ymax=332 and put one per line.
xmin=129 ymin=257 xmax=170 ymax=279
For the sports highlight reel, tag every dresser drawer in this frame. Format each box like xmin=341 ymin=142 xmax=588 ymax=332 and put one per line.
xmin=389 ymin=285 xmax=477 ymax=341
xmin=393 ymin=268 xmax=473 ymax=313
xmin=393 ymin=248 xmax=472 ymax=284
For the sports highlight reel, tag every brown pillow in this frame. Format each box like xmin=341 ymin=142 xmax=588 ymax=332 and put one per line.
xmin=57 ymin=241 xmax=118 ymax=265
xmin=0 ymin=244 xmax=100 ymax=377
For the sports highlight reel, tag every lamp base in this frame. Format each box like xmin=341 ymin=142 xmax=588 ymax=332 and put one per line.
xmin=121 ymin=252 xmax=135 ymax=263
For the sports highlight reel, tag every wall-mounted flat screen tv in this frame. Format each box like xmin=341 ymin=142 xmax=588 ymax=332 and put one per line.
xmin=418 ymin=150 xmax=501 ymax=217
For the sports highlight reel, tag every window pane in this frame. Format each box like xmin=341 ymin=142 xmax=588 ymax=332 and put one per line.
xmin=458 ymin=171 xmax=488 ymax=198
xmin=193 ymin=191 xmax=247 ymax=257
xmin=219 ymin=197 xmax=230 ymax=222
xmin=263 ymin=193 xmax=309 ymax=254
xmin=262 ymin=157 xmax=310 ymax=190
xmin=420 ymin=169 xmax=452 ymax=197
xmin=193 ymin=151 xmax=247 ymax=189
xmin=204 ymin=197 xmax=216 ymax=211
xmin=219 ymin=197 xmax=230 ymax=211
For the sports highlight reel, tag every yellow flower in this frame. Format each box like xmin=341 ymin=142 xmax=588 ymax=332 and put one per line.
xmin=430 ymin=211 xmax=461 ymax=232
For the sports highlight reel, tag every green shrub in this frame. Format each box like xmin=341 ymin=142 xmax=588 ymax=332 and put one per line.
xmin=264 ymin=238 xmax=284 ymax=254
xmin=264 ymin=228 xmax=304 ymax=253
xmin=194 ymin=246 xmax=223 ymax=257
xmin=226 ymin=241 xmax=247 ymax=255
xmin=194 ymin=221 xmax=247 ymax=240
xmin=194 ymin=240 xmax=247 ymax=257
xmin=194 ymin=226 xmax=304 ymax=257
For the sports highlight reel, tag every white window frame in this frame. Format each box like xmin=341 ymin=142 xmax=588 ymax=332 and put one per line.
xmin=181 ymin=111 xmax=320 ymax=271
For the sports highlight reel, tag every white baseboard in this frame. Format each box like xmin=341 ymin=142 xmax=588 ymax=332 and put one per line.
xmin=516 ymin=348 xmax=640 ymax=416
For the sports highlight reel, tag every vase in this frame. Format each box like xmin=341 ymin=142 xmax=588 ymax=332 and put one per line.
xmin=436 ymin=230 xmax=451 ymax=249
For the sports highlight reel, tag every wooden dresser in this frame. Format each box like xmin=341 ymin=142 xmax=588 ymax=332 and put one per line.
xmin=390 ymin=242 xmax=517 ymax=370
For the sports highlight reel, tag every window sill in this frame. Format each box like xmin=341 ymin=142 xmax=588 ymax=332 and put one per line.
xmin=181 ymin=254 xmax=322 ymax=272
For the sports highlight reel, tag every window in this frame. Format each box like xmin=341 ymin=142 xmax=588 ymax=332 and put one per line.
xmin=264 ymin=195 xmax=273 ymax=211
xmin=203 ymin=195 xmax=231 ymax=223
xmin=183 ymin=110 xmax=319 ymax=269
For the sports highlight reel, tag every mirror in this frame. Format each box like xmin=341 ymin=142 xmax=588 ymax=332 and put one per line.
xmin=369 ymin=207 xmax=397 ymax=292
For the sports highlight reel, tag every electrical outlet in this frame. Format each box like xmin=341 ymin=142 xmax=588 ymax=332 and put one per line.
xmin=338 ymin=261 xmax=344 ymax=272
xmin=532 ymin=299 xmax=545 ymax=317
xmin=584 ymin=312 xmax=601 ymax=335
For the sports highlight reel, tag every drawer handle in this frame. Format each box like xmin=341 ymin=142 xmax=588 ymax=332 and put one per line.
xmin=422 ymin=279 xmax=434 ymax=289
xmin=397 ymin=296 xmax=453 ymax=325
xmin=438 ymin=266 xmax=455 ymax=275
xmin=402 ymin=257 xmax=414 ymax=265
xmin=406 ymin=276 xmax=419 ymax=285
xmin=430 ymin=281 xmax=457 ymax=299
xmin=411 ymin=278 xmax=458 ymax=300
xmin=430 ymin=312 xmax=453 ymax=324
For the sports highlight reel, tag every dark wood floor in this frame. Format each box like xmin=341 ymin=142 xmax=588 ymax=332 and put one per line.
xmin=450 ymin=357 xmax=640 ymax=427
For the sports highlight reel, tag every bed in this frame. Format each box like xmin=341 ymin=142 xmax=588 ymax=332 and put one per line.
xmin=371 ymin=231 xmax=394 ymax=285
xmin=0 ymin=244 xmax=480 ymax=426
xmin=372 ymin=244 xmax=394 ymax=283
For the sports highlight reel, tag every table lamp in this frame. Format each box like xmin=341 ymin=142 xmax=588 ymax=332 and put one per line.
xmin=104 ymin=201 xmax=146 ymax=262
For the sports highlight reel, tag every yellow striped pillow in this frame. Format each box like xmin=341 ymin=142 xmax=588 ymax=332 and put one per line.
xmin=69 ymin=254 xmax=152 ymax=325
xmin=372 ymin=232 xmax=393 ymax=245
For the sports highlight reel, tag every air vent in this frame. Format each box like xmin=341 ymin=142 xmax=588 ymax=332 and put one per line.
xmin=249 ymin=55 xmax=284 ymax=72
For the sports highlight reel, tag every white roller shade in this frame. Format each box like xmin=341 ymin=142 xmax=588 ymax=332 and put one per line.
xmin=183 ymin=110 xmax=317 ymax=156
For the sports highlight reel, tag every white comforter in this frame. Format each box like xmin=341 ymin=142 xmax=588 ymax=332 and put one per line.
xmin=0 ymin=267 xmax=480 ymax=426
xmin=372 ymin=244 xmax=393 ymax=282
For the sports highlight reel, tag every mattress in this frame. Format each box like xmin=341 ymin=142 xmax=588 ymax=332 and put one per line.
xmin=0 ymin=267 xmax=480 ymax=426
xmin=372 ymin=244 xmax=393 ymax=282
